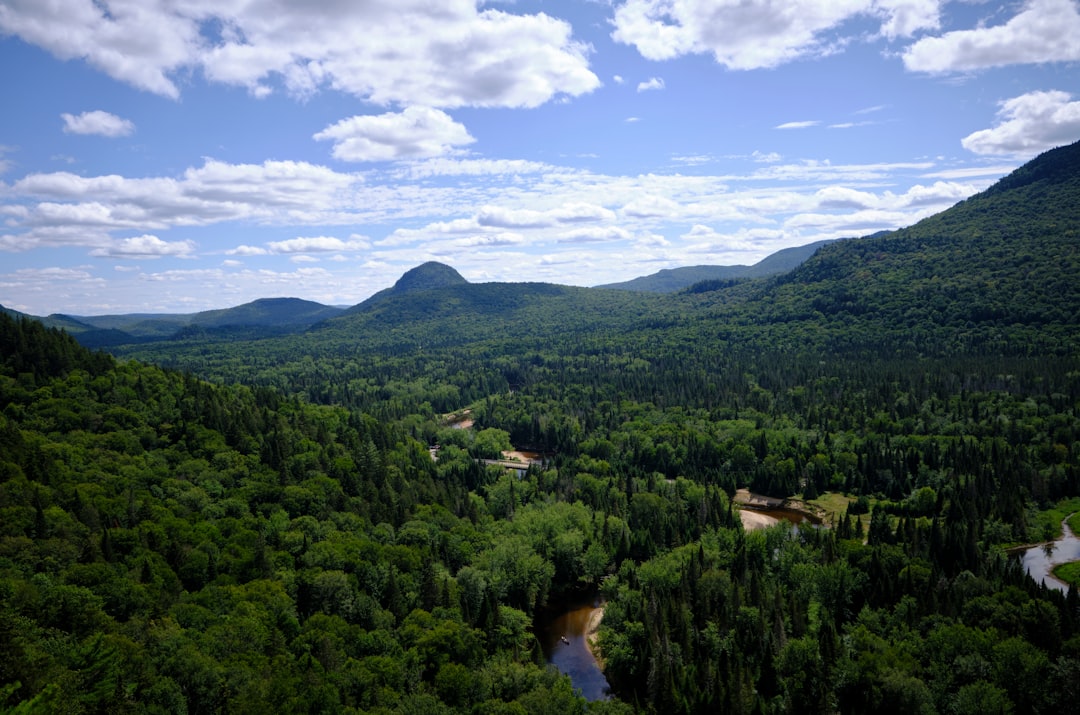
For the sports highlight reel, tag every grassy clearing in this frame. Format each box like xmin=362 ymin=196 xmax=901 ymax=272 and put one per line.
xmin=1052 ymin=562 xmax=1080 ymax=588
xmin=804 ymin=492 xmax=874 ymax=532
xmin=1029 ymin=497 xmax=1080 ymax=542
xmin=805 ymin=492 xmax=854 ymax=522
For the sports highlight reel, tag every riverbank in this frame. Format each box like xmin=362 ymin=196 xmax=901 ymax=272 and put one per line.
xmin=584 ymin=606 xmax=605 ymax=668
xmin=734 ymin=488 xmax=827 ymax=530
xmin=1015 ymin=514 xmax=1080 ymax=593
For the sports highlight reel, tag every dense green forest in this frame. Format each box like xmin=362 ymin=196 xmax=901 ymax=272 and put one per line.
xmin=3 ymin=142 xmax=1080 ymax=713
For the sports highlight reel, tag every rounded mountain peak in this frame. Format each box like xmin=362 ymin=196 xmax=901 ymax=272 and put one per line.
xmin=390 ymin=262 xmax=468 ymax=294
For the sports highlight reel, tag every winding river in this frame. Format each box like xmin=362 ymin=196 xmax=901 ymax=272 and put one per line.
xmin=537 ymin=594 xmax=610 ymax=701
xmin=1017 ymin=514 xmax=1080 ymax=593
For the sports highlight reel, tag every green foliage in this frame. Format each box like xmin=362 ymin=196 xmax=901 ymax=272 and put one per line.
xmin=5 ymin=143 xmax=1080 ymax=712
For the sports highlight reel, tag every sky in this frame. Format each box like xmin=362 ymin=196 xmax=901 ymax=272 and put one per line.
xmin=2 ymin=0 xmax=1080 ymax=316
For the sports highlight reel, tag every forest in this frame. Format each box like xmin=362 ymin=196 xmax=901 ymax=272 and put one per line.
xmin=1 ymin=141 xmax=1080 ymax=713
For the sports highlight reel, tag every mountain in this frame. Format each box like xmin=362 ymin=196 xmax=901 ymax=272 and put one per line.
xmin=187 ymin=297 xmax=344 ymax=329
xmin=112 ymin=140 xmax=1080 ymax=378
xmin=345 ymin=261 xmax=470 ymax=314
xmin=49 ymin=297 xmax=346 ymax=347
xmin=739 ymin=140 xmax=1080 ymax=355
xmin=6 ymin=145 xmax=1080 ymax=715
xmin=595 ymin=239 xmax=833 ymax=292
xmin=389 ymin=261 xmax=468 ymax=294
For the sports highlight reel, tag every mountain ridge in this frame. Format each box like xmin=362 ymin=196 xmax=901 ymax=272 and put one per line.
xmin=595 ymin=239 xmax=835 ymax=293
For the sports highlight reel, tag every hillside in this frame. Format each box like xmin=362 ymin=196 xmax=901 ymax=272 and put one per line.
xmin=123 ymin=142 xmax=1080 ymax=374
xmin=729 ymin=140 xmax=1080 ymax=356
xmin=3 ymin=144 xmax=1080 ymax=714
xmin=596 ymin=239 xmax=833 ymax=292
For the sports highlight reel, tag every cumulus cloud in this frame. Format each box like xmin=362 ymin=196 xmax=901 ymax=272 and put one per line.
xmin=556 ymin=226 xmax=632 ymax=243
xmin=0 ymin=0 xmax=599 ymax=108
xmin=903 ymin=0 xmax=1080 ymax=73
xmin=622 ymin=195 xmax=682 ymax=218
xmin=477 ymin=202 xmax=615 ymax=228
xmin=266 ymin=236 xmax=370 ymax=253
xmin=961 ymin=90 xmax=1080 ymax=157
xmin=89 ymin=234 xmax=195 ymax=258
xmin=611 ymin=0 xmax=940 ymax=70
xmin=637 ymin=77 xmax=665 ymax=92
xmin=61 ymin=110 xmax=135 ymax=137
xmin=7 ymin=159 xmax=363 ymax=248
xmin=314 ymin=107 xmax=475 ymax=162
xmin=226 ymin=245 xmax=268 ymax=256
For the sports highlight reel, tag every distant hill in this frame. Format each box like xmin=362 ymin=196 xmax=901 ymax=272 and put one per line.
xmin=109 ymin=139 xmax=1080 ymax=372
xmin=389 ymin=261 xmax=468 ymax=294
xmin=741 ymin=140 xmax=1080 ymax=355
xmin=1 ymin=297 xmax=346 ymax=348
xmin=346 ymin=262 xmax=470 ymax=314
xmin=189 ymin=297 xmax=344 ymax=329
xmin=596 ymin=239 xmax=833 ymax=293
xmin=298 ymin=140 xmax=1080 ymax=359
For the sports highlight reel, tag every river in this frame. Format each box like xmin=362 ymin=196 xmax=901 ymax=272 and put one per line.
xmin=537 ymin=594 xmax=610 ymax=701
xmin=1017 ymin=514 xmax=1080 ymax=593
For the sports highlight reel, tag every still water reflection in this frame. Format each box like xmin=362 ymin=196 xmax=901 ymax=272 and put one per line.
xmin=1018 ymin=515 xmax=1080 ymax=593
xmin=538 ymin=595 xmax=610 ymax=701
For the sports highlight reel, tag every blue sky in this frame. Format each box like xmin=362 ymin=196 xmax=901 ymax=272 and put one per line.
xmin=2 ymin=0 xmax=1079 ymax=315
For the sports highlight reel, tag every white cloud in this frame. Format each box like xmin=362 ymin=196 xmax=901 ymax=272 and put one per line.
xmin=920 ymin=165 xmax=1019 ymax=179
xmin=226 ymin=245 xmax=268 ymax=256
xmin=637 ymin=77 xmax=665 ymax=92
xmin=477 ymin=202 xmax=615 ymax=228
xmin=89 ymin=234 xmax=195 ymax=258
xmin=961 ymin=90 xmax=1080 ymax=157
xmin=266 ymin=235 xmax=371 ymax=253
xmin=446 ymin=232 xmax=527 ymax=248
xmin=0 ymin=0 xmax=600 ymax=108
xmin=621 ymin=195 xmax=682 ymax=219
xmin=7 ymin=159 xmax=363 ymax=248
xmin=752 ymin=151 xmax=783 ymax=163
xmin=682 ymin=225 xmax=766 ymax=252
xmin=673 ymin=154 xmax=714 ymax=166
xmin=551 ymin=203 xmax=617 ymax=223
xmin=557 ymin=226 xmax=632 ymax=243
xmin=874 ymin=0 xmax=941 ymax=40
xmin=478 ymin=206 xmax=555 ymax=229
xmin=61 ymin=110 xmax=135 ymax=137
xmin=611 ymin=0 xmax=940 ymax=70
xmin=314 ymin=107 xmax=475 ymax=162
xmin=394 ymin=157 xmax=553 ymax=179
xmin=903 ymin=0 xmax=1080 ymax=73
xmin=776 ymin=120 xmax=820 ymax=130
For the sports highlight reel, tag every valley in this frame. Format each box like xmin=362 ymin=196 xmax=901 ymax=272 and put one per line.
xmin=2 ymin=141 xmax=1080 ymax=713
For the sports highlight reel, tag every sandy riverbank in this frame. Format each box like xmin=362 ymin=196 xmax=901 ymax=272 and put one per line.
xmin=584 ymin=606 xmax=605 ymax=667
xmin=739 ymin=509 xmax=781 ymax=530
xmin=734 ymin=488 xmax=829 ymax=527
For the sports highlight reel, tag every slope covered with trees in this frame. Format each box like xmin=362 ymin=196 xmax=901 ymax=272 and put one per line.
xmin=3 ymin=142 xmax=1080 ymax=713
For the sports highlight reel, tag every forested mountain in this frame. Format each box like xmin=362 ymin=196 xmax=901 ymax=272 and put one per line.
xmin=596 ymin=239 xmax=833 ymax=293
xmin=75 ymin=297 xmax=345 ymax=339
xmin=3 ymin=142 xmax=1080 ymax=714
xmin=9 ymin=298 xmax=348 ymax=349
